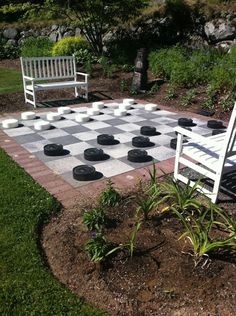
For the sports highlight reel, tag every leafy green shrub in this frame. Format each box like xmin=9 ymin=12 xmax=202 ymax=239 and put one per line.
xmin=83 ymin=208 xmax=106 ymax=232
xmin=165 ymin=85 xmax=177 ymax=100
xmin=98 ymin=56 xmax=117 ymax=78
xmin=20 ymin=36 xmax=53 ymax=57
xmin=149 ymin=46 xmax=186 ymax=80
xmin=100 ymin=180 xmax=121 ymax=206
xmin=52 ymin=36 xmax=88 ymax=56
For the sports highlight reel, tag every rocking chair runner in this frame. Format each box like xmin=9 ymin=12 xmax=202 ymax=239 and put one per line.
xmin=174 ymin=102 xmax=236 ymax=203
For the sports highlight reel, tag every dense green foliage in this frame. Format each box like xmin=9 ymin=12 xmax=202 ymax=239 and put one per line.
xmin=0 ymin=37 xmax=19 ymax=59
xmin=52 ymin=36 xmax=88 ymax=56
xmin=20 ymin=36 xmax=53 ymax=57
xmin=0 ymin=67 xmax=22 ymax=94
xmin=149 ymin=46 xmax=236 ymax=111
xmin=0 ymin=149 xmax=104 ymax=315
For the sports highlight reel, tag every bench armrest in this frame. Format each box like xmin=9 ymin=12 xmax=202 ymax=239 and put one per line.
xmin=174 ymin=126 xmax=216 ymax=144
xmin=76 ymin=72 xmax=89 ymax=81
xmin=23 ymin=75 xmax=35 ymax=81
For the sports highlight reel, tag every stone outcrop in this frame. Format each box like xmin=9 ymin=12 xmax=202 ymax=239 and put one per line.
xmin=1 ymin=13 xmax=236 ymax=53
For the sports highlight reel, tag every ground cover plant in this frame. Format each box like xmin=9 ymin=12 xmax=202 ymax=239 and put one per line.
xmin=43 ymin=165 xmax=236 ymax=315
xmin=0 ymin=148 xmax=105 ymax=315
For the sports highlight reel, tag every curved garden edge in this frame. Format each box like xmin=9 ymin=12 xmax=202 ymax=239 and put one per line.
xmin=0 ymin=148 xmax=105 ymax=316
xmin=41 ymin=179 xmax=236 ymax=316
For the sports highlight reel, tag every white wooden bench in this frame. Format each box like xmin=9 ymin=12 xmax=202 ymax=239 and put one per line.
xmin=174 ymin=102 xmax=236 ymax=203
xmin=20 ymin=56 xmax=88 ymax=108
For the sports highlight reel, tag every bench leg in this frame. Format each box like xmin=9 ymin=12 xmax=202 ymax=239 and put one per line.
xmin=75 ymin=87 xmax=78 ymax=98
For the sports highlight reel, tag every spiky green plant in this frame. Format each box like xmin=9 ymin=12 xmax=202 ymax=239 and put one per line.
xmin=136 ymin=194 xmax=157 ymax=220
xmin=85 ymin=233 xmax=114 ymax=263
xmin=100 ymin=179 xmax=121 ymax=206
xmin=173 ymin=208 xmax=236 ymax=267
xmin=160 ymin=178 xmax=202 ymax=214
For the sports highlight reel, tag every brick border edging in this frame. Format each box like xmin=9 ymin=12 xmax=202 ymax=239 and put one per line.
xmin=0 ymin=99 xmax=218 ymax=208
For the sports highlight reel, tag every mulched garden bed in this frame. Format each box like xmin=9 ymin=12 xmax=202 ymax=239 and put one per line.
xmin=42 ymin=189 xmax=236 ymax=316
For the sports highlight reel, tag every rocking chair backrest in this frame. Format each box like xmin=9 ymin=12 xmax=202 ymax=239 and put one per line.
xmin=217 ymin=101 xmax=236 ymax=168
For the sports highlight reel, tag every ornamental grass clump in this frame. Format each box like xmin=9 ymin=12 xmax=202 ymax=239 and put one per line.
xmin=100 ymin=179 xmax=121 ymax=206
xmin=160 ymin=178 xmax=201 ymax=214
xmin=85 ymin=232 xmax=114 ymax=263
xmin=173 ymin=206 xmax=236 ymax=267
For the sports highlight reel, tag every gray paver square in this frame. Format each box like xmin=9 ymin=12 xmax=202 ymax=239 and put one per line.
xmin=96 ymin=126 xmax=126 ymax=135
xmin=14 ymin=133 xmax=44 ymax=144
xmin=45 ymin=156 xmax=83 ymax=174
xmin=22 ymin=139 xmax=52 ymax=153
xmin=38 ymin=129 xmax=69 ymax=139
xmin=95 ymin=160 xmax=134 ymax=177
xmin=62 ymin=125 xmax=90 ymax=134
xmin=49 ymin=135 xmax=79 ymax=146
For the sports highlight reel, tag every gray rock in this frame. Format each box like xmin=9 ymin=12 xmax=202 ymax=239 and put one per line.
xmin=6 ymin=39 xmax=17 ymax=46
xmin=3 ymin=28 xmax=18 ymax=39
xmin=63 ymin=30 xmax=75 ymax=38
xmin=49 ymin=31 xmax=58 ymax=42
xmin=75 ymin=28 xmax=81 ymax=36
xmin=59 ymin=25 xmax=67 ymax=34
xmin=51 ymin=24 xmax=58 ymax=31
xmin=204 ymin=20 xmax=236 ymax=43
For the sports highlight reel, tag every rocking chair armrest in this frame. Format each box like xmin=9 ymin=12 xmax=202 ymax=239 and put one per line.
xmin=174 ymin=126 xmax=213 ymax=144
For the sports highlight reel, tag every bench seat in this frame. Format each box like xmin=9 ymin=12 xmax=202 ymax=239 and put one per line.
xmin=26 ymin=81 xmax=87 ymax=91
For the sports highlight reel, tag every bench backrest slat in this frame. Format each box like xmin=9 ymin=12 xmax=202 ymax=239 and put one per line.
xmin=20 ymin=56 xmax=76 ymax=80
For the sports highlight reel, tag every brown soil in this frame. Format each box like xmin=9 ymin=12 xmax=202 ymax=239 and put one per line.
xmin=42 ymin=190 xmax=236 ymax=316
xmin=0 ymin=59 xmax=232 ymax=122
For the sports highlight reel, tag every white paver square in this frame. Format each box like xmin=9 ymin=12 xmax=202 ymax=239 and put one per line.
xmin=95 ymin=160 xmax=134 ymax=177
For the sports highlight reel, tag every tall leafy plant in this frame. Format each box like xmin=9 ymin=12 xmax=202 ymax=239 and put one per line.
xmin=48 ymin=0 xmax=148 ymax=55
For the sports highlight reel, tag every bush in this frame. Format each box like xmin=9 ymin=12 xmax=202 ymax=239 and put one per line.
xmin=0 ymin=38 xmax=20 ymax=60
xmin=20 ymin=36 xmax=53 ymax=57
xmin=52 ymin=36 xmax=89 ymax=56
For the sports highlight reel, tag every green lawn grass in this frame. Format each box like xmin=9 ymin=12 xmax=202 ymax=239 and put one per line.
xmin=0 ymin=67 xmax=23 ymax=94
xmin=0 ymin=149 xmax=106 ymax=316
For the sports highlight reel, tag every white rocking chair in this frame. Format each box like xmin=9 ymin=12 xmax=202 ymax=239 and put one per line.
xmin=174 ymin=102 xmax=236 ymax=203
